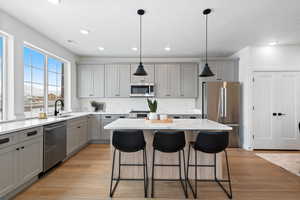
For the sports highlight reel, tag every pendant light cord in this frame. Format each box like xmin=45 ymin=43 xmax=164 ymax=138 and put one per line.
xmin=205 ymin=13 xmax=208 ymax=64
xmin=139 ymin=14 xmax=142 ymax=63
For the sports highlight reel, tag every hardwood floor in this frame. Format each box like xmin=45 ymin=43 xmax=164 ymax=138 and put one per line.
xmin=14 ymin=144 xmax=300 ymax=200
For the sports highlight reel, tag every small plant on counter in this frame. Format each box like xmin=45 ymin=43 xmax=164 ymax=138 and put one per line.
xmin=147 ymin=98 xmax=157 ymax=113
xmin=147 ymin=99 xmax=158 ymax=120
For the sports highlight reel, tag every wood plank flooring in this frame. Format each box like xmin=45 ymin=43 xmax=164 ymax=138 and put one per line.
xmin=13 ymin=144 xmax=300 ymax=200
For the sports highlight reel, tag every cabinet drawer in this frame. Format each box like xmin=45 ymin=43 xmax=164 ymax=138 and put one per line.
xmin=18 ymin=127 xmax=43 ymax=143
xmin=67 ymin=117 xmax=88 ymax=127
xmin=0 ymin=134 xmax=18 ymax=149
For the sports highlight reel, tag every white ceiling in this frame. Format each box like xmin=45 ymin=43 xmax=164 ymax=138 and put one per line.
xmin=0 ymin=0 xmax=300 ymax=57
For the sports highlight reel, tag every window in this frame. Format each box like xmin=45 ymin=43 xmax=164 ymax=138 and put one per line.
xmin=0 ymin=36 xmax=3 ymax=120
xmin=24 ymin=46 xmax=64 ymax=117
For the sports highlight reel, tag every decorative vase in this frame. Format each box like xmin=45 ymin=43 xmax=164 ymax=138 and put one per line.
xmin=148 ymin=112 xmax=158 ymax=120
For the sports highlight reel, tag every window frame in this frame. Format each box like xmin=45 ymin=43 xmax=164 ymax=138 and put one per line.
xmin=24 ymin=44 xmax=67 ymax=118
xmin=0 ymin=32 xmax=8 ymax=121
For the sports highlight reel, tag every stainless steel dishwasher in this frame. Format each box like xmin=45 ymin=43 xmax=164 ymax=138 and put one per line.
xmin=43 ymin=122 xmax=66 ymax=173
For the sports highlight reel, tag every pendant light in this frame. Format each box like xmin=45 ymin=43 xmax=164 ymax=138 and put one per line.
xmin=199 ymin=8 xmax=215 ymax=77
xmin=133 ymin=9 xmax=148 ymax=76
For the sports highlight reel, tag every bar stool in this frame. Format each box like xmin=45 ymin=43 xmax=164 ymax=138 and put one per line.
xmin=187 ymin=131 xmax=233 ymax=199
xmin=151 ymin=131 xmax=188 ymax=198
xmin=109 ymin=130 xmax=148 ymax=197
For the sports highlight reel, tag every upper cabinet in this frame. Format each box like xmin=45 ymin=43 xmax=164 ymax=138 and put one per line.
xmin=78 ymin=65 xmax=105 ymax=98
xmin=180 ymin=63 xmax=198 ymax=98
xmin=105 ymin=64 xmax=131 ymax=97
xmin=155 ymin=63 xmax=198 ymax=98
xmin=130 ymin=64 xmax=155 ymax=83
xmin=200 ymin=60 xmax=238 ymax=82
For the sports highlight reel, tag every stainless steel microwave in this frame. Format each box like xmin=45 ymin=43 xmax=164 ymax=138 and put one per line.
xmin=130 ymin=83 xmax=155 ymax=97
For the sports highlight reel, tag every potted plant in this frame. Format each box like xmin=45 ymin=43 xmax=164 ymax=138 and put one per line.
xmin=147 ymin=98 xmax=158 ymax=120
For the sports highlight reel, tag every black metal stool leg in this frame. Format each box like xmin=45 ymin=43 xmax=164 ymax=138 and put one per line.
xmin=151 ymin=149 xmax=155 ymax=198
xmin=187 ymin=144 xmax=196 ymax=198
xmin=142 ymin=148 xmax=147 ymax=197
xmin=182 ymin=149 xmax=188 ymax=198
xmin=109 ymin=149 xmax=116 ymax=197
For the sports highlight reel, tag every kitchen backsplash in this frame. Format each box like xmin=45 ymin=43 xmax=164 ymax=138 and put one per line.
xmin=80 ymin=98 xmax=197 ymax=113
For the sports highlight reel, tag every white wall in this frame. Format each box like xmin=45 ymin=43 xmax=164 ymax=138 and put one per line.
xmin=233 ymin=45 xmax=300 ymax=149
xmin=0 ymin=9 xmax=79 ymax=120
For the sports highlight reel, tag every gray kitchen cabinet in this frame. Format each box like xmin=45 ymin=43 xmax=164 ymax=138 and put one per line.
xmin=88 ymin=115 xmax=102 ymax=140
xmin=155 ymin=64 xmax=181 ymax=97
xmin=101 ymin=114 xmax=128 ymax=142
xmin=17 ymin=137 xmax=43 ymax=186
xmin=180 ymin=63 xmax=198 ymax=98
xmin=130 ymin=64 xmax=155 ymax=83
xmin=0 ymin=128 xmax=43 ymax=198
xmin=156 ymin=63 xmax=198 ymax=98
xmin=105 ymin=64 xmax=131 ymax=97
xmin=67 ymin=117 xmax=88 ymax=155
xmin=155 ymin=64 xmax=169 ymax=97
xmin=78 ymin=65 xmax=105 ymax=98
xmin=0 ymin=145 xmax=16 ymax=197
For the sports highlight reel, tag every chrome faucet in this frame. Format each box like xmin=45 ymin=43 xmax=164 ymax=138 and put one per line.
xmin=54 ymin=99 xmax=64 ymax=116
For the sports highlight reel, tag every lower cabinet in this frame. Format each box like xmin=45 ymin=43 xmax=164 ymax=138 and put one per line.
xmin=88 ymin=115 xmax=102 ymax=140
xmin=17 ymin=137 xmax=43 ymax=187
xmin=0 ymin=145 xmax=16 ymax=197
xmin=67 ymin=117 xmax=88 ymax=155
xmin=0 ymin=130 xmax=43 ymax=198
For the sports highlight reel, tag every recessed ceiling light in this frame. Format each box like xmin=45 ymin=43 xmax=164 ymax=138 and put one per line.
xmin=132 ymin=47 xmax=138 ymax=51
xmin=164 ymin=47 xmax=171 ymax=51
xmin=269 ymin=41 xmax=278 ymax=46
xmin=98 ymin=47 xmax=105 ymax=51
xmin=80 ymin=29 xmax=90 ymax=35
xmin=48 ymin=0 xmax=61 ymax=5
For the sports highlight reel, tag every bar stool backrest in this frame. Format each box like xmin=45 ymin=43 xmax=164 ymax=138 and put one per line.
xmin=112 ymin=130 xmax=146 ymax=152
xmin=153 ymin=131 xmax=186 ymax=153
xmin=194 ymin=132 xmax=229 ymax=153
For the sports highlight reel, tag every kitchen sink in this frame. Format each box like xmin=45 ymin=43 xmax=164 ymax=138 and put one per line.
xmin=57 ymin=114 xmax=73 ymax=118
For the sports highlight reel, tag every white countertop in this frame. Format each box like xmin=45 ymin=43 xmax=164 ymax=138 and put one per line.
xmin=0 ymin=112 xmax=91 ymax=136
xmin=104 ymin=119 xmax=232 ymax=131
xmin=0 ymin=110 xmax=203 ymax=136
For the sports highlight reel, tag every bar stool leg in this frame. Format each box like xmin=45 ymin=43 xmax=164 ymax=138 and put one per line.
xmin=151 ymin=149 xmax=155 ymax=198
xmin=142 ymin=148 xmax=148 ymax=197
xmin=182 ymin=149 xmax=188 ymax=198
xmin=109 ymin=149 xmax=119 ymax=197
xmin=187 ymin=144 xmax=196 ymax=198
xmin=215 ymin=150 xmax=233 ymax=199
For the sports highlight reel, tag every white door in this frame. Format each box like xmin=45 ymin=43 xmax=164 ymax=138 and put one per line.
xmin=18 ymin=137 xmax=43 ymax=185
xmin=0 ymin=146 xmax=17 ymax=197
xmin=253 ymin=72 xmax=300 ymax=149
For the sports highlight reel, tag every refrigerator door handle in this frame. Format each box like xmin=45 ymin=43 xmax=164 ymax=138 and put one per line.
xmin=219 ymin=88 xmax=224 ymax=119
xmin=223 ymin=87 xmax=227 ymax=118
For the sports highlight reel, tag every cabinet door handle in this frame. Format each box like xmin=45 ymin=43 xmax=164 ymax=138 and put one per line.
xmin=0 ymin=138 xmax=9 ymax=144
xmin=278 ymin=113 xmax=286 ymax=116
xmin=77 ymin=126 xmax=81 ymax=129
xmin=21 ymin=146 xmax=25 ymax=150
xmin=190 ymin=116 xmax=196 ymax=119
xmin=105 ymin=116 xmax=111 ymax=119
xmin=16 ymin=148 xmax=20 ymax=151
xmin=272 ymin=113 xmax=277 ymax=116
xmin=27 ymin=131 xmax=37 ymax=137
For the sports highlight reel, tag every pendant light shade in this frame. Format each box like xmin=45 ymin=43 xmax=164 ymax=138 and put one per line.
xmin=199 ymin=8 xmax=215 ymax=77
xmin=133 ymin=9 xmax=148 ymax=76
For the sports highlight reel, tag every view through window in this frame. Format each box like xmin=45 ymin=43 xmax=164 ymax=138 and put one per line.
xmin=24 ymin=46 xmax=64 ymax=117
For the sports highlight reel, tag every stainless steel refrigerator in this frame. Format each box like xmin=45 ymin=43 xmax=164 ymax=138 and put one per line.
xmin=202 ymin=81 xmax=241 ymax=147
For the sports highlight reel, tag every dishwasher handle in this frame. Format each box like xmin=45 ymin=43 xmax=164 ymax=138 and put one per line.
xmin=44 ymin=124 xmax=66 ymax=132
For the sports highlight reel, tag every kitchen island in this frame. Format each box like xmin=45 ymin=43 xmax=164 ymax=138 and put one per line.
xmin=104 ymin=118 xmax=232 ymax=179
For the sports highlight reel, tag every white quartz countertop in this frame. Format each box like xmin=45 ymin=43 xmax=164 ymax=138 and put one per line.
xmin=0 ymin=112 xmax=91 ymax=136
xmin=104 ymin=119 xmax=232 ymax=131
